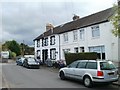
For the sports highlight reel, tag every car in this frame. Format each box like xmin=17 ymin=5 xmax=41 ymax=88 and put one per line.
xmin=16 ymin=57 xmax=25 ymax=66
xmin=59 ymin=60 xmax=119 ymax=87
xmin=23 ymin=57 xmax=40 ymax=69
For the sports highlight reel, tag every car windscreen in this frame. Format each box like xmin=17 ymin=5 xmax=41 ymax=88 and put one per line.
xmin=28 ymin=58 xmax=36 ymax=63
xmin=100 ymin=61 xmax=116 ymax=70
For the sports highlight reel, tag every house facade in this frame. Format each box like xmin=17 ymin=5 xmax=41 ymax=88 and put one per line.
xmin=34 ymin=7 xmax=119 ymax=65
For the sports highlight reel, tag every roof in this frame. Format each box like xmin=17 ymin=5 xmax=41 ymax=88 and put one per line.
xmin=34 ymin=7 xmax=114 ymax=41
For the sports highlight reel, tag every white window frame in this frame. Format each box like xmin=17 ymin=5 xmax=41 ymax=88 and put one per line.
xmin=50 ymin=49 xmax=56 ymax=60
xmin=63 ymin=33 xmax=68 ymax=42
xmin=73 ymin=30 xmax=78 ymax=41
xmin=91 ymin=25 xmax=100 ymax=38
xmin=37 ymin=40 xmax=40 ymax=47
xmin=79 ymin=29 xmax=85 ymax=40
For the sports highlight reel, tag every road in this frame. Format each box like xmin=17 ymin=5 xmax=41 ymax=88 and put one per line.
xmin=2 ymin=62 xmax=119 ymax=89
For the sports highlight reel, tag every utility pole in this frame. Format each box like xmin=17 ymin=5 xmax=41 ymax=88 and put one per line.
xmin=22 ymin=40 xmax=25 ymax=57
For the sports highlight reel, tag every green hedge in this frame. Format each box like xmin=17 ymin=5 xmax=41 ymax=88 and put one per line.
xmin=65 ymin=52 xmax=97 ymax=65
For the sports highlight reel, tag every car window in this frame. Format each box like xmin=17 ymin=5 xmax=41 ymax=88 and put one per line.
xmin=68 ymin=61 xmax=78 ymax=68
xmin=100 ymin=61 xmax=116 ymax=70
xmin=86 ymin=62 xmax=97 ymax=69
xmin=77 ymin=62 xmax=87 ymax=68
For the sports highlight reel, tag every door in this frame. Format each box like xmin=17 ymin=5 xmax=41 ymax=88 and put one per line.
xmin=42 ymin=49 xmax=48 ymax=64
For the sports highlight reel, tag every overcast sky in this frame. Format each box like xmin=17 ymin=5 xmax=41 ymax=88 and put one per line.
xmin=0 ymin=0 xmax=117 ymax=46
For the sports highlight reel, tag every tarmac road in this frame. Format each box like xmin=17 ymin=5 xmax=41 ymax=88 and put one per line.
xmin=2 ymin=62 xmax=119 ymax=89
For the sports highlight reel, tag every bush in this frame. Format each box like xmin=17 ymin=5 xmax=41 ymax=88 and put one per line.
xmin=65 ymin=52 xmax=97 ymax=65
xmin=9 ymin=51 xmax=16 ymax=60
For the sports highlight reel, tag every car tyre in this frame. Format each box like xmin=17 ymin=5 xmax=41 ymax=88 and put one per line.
xmin=59 ymin=71 xmax=66 ymax=80
xmin=83 ymin=76 xmax=93 ymax=88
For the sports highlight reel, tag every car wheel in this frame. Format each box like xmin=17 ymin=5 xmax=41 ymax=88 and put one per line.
xmin=59 ymin=71 xmax=65 ymax=80
xmin=83 ymin=76 xmax=93 ymax=88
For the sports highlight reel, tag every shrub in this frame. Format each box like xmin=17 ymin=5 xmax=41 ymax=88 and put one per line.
xmin=65 ymin=52 xmax=97 ymax=65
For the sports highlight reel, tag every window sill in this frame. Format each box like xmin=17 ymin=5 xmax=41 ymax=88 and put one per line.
xmin=91 ymin=36 xmax=100 ymax=39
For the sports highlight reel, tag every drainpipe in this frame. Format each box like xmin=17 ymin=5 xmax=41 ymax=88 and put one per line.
xmin=58 ymin=34 xmax=61 ymax=60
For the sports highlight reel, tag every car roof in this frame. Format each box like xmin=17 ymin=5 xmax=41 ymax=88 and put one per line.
xmin=76 ymin=60 xmax=112 ymax=62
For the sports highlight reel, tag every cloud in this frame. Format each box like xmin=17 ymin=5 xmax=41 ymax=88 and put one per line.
xmin=1 ymin=0 xmax=117 ymax=45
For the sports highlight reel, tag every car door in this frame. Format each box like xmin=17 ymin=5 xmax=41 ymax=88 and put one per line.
xmin=74 ymin=61 xmax=87 ymax=80
xmin=65 ymin=61 xmax=79 ymax=78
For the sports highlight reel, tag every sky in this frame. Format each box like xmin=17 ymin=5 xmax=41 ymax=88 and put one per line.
xmin=0 ymin=0 xmax=117 ymax=46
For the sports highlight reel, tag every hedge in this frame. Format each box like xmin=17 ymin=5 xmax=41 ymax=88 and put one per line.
xmin=65 ymin=52 xmax=97 ymax=65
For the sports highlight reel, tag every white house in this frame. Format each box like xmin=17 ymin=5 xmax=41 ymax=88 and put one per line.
xmin=34 ymin=7 xmax=120 ymax=65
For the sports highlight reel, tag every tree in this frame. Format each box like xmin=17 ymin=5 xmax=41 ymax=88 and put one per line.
xmin=110 ymin=4 xmax=120 ymax=37
xmin=2 ymin=40 xmax=21 ymax=56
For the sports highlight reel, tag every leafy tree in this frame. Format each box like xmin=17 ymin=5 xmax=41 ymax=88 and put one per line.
xmin=2 ymin=40 xmax=21 ymax=56
xmin=110 ymin=4 xmax=120 ymax=37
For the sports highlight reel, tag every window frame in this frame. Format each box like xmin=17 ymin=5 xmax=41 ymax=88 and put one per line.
xmin=50 ymin=36 xmax=55 ymax=45
xmin=79 ymin=29 xmax=85 ymax=40
xmin=50 ymin=48 xmax=56 ymax=60
xmin=63 ymin=33 xmax=68 ymax=42
xmin=91 ymin=25 xmax=100 ymax=38
xmin=73 ymin=30 xmax=78 ymax=41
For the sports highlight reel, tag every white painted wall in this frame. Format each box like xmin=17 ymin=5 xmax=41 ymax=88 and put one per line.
xmin=34 ymin=22 xmax=119 ymax=63
xmin=59 ymin=22 xmax=119 ymax=62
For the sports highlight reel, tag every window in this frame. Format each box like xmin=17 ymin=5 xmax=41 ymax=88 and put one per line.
xmin=50 ymin=36 xmax=55 ymax=45
xmin=37 ymin=40 xmax=40 ymax=47
xmin=42 ymin=38 xmax=48 ymax=46
xmin=73 ymin=30 xmax=78 ymax=41
xmin=91 ymin=25 xmax=100 ymax=37
xmin=89 ymin=46 xmax=105 ymax=59
xmin=80 ymin=29 xmax=84 ymax=40
xmin=86 ymin=62 xmax=97 ymax=69
xmin=37 ymin=50 xmax=41 ymax=59
xmin=100 ymin=62 xmax=116 ymax=70
xmin=42 ymin=38 xmax=45 ymax=47
xmin=63 ymin=33 xmax=68 ymax=42
xmin=74 ymin=47 xmax=78 ymax=53
xmin=80 ymin=47 xmax=84 ymax=52
xmin=45 ymin=38 xmax=48 ymax=46
xmin=50 ymin=48 xmax=56 ymax=60
xmin=63 ymin=49 xmax=70 ymax=53
xmin=77 ymin=62 xmax=87 ymax=68
xmin=68 ymin=61 xmax=78 ymax=68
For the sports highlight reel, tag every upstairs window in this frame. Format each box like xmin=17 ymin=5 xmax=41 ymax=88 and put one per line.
xmin=45 ymin=38 xmax=48 ymax=46
xmin=50 ymin=36 xmax=55 ymax=45
xmin=73 ymin=30 xmax=78 ymax=41
xmin=42 ymin=38 xmax=45 ymax=47
xmin=63 ymin=33 xmax=68 ymax=42
xmin=91 ymin=25 xmax=100 ymax=38
xmin=80 ymin=29 xmax=85 ymax=40
xmin=37 ymin=40 xmax=40 ymax=47
xmin=42 ymin=38 xmax=48 ymax=46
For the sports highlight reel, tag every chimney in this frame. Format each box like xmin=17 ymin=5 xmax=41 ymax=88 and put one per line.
xmin=73 ymin=14 xmax=80 ymax=21
xmin=46 ymin=23 xmax=54 ymax=31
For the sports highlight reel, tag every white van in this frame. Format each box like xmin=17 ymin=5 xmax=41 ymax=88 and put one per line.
xmin=1 ymin=51 xmax=9 ymax=59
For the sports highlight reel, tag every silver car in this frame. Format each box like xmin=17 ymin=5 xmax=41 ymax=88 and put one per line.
xmin=59 ymin=60 xmax=119 ymax=87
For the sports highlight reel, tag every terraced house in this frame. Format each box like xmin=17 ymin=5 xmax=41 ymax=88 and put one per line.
xmin=34 ymin=7 xmax=120 ymax=65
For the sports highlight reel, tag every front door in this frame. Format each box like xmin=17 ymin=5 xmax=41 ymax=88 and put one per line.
xmin=42 ymin=49 xmax=48 ymax=64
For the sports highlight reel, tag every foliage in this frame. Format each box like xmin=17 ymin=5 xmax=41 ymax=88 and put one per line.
xmin=2 ymin=40 xmax=21 ymax=56
xmin=110 ymin=4 xmax=120 ymax=37
xmin=9 ymin=51 xmax=16 ymax=59
xmin=65 ymin=52 xmax=97 ymax=65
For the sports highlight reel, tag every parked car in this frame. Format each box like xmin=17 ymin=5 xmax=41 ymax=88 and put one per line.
xmin=59 ymin=60 xmax=119 ymax=87
xmin=23 ymin=57 xmax=40 ymax=69
xmin=16 ymin=57 xmax=25 ymax=66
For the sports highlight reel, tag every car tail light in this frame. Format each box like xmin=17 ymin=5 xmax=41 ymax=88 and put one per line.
xmin=97 ymin=71 xmax=104 ymax=76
